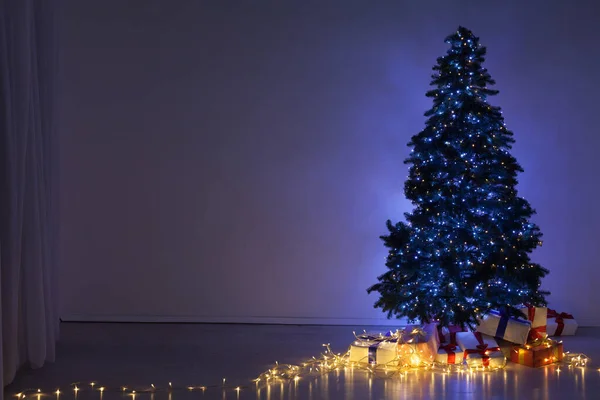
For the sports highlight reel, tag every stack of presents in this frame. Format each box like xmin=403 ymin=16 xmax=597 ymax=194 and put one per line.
xmin=349 ymin=306 xmax=577 ymax=368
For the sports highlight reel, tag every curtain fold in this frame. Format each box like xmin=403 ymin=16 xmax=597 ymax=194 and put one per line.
xmin=0 ymin=0 xmax=59 ymax=389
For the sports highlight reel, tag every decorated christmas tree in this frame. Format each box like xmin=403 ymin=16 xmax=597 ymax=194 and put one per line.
xmin=368 ymin=26 xmax=549 ymax=328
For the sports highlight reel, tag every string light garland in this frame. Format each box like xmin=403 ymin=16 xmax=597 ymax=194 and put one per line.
xmin=11 ymin=330 xmax=590 ymax=398
xmin=513 ymin=334 xmax=590 ymax=368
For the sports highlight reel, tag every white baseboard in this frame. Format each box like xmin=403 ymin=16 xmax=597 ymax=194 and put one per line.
xmin=60 ymin=314 xmax=600 ymax=327
xmin=60 ymin=314 xmax=409 ymax=326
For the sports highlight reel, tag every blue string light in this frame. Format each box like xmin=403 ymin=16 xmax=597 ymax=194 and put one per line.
xmin=367 ymin=26 xmax=549 ymax=328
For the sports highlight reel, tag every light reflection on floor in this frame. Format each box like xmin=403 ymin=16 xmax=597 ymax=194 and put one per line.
xmin=7 ymin=324 xmax=600 ymax=400
xmin=253 ymin=365 xmax=590 ymax=399
xmin=22 ymin=365 xmax=593 ymax=400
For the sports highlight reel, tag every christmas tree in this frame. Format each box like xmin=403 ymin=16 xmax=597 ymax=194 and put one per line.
xmin=367 ymin=26 xmax=549 ymax=328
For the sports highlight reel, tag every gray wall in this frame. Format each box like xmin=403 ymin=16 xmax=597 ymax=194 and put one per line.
xmin=59 ymin=0 xmax=600 ymax=325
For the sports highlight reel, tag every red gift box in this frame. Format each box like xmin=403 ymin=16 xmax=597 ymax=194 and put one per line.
xmin=510 ymin=342 xmax=564 ymax=368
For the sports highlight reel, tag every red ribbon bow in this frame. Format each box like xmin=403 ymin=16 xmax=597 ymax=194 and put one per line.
xmin=547 ymin=309 xmax=574 ymax=320
xmin=440 ymin=343 xmax=458 ymax=364
xmin=529 ymin=326 xmax=546 ymax=340
xmin=523 ymin=303 xmax=535 ymax=322
xmin=464 ymin=332 xmax=500 ymax=367
xmin=523 ymin=305 xmax=548 ymax=341
xmin=547 ymin=308 xmax=574 ymax=336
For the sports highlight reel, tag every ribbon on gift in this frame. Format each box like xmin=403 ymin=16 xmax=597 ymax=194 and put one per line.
xmin=437 ymin=326 xmax=446 ymax=343
xmin=464 ymin=332 xmax=501 ymax=367
xmin=356 ymin=327 xmax=425 ymax=364
xmin=517 ymin=347 xmax=526 ymax=365
xmin=438 ymin=325 xmax=465 ymax=344
xmin=354 ymin=331 xmax=399 ymax=364
xmin=547 ymin=309 xmax=573 ymax=319
xmin=528 ymin=326 xmax=547 ymax=341
xmin=363 ymin=340 xmax=398 ymax=364
xmin=524 ymin=303 xmax=536 ymax=322
xmin=549 ymin=343 xmax=562 ymax=362
xmin=367 ymin=342 xmax=378 ymax=364
xmin=527 ymin=333 xmax=554 ymax=348
xmin=487 ymin=309 xmax=510 ymax=339
xmin=440 ymin=343 xmax=459 ymax=364
xmin=406 ymin=327 xmax=427 ymax=343
xmin=521 ymin=304 xmax=547 ymax=341
xmin=547 ymin=309 xmax=574 ymax=336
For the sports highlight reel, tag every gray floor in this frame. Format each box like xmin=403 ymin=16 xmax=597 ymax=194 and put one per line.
xmin=6 ymin=323 xmax=600 ymax=399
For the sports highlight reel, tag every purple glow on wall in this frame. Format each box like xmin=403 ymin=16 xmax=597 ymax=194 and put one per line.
xmin=59 ymin=0 xmax=600 ymax=324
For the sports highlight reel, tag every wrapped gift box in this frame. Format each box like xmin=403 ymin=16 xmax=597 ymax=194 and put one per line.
xmin=510 ymin=342 xmax=564 ymax=368
xmin=547 ymin=309 xmax=578 ymax=336
xmin=476 ymin=310 xmax=531 ymax=345
xmin=349 ymin=323 xmax=440 ymax=366
xmin=456 ymin=331 xmax=506 ymax=368
xmin=349 ymin=337 xmax=399 ymax=366
xmin=518 ymin=305 xmax=547 ymax=341
xmin=396 ymin=323 xmax=440 ymax=365
xmin=438 ymin=325 xmax=468 ymax=345
xmin=436 ymin=343 xmax=465 ymax=364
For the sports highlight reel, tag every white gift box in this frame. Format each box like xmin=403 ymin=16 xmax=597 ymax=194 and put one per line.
xmin=349 ymin=323 xmax=440 ymax=367
xmin=437 ymin=325 xmax=468 ymax=345
xmin=435 ymin=344 xmax=465 ymax=364
xmin=518 ymin=305 xmax=547 ymax=328
xmin=349 ymin=339 xmax=398 ymax=365
xmin=476 ymin=310 xmax=531 ymax=345
xmin=455 ymin=332 xmax=506 ymax=368
xmin=547 ymin=319 xmax=578 ymax=336
xmin=546 ymin=312 xmax=578 ymax=336
xmin=546 ymin=309 xmax=578 ymax=336
xmin=518 ymin=305 xmax=547 ymax=341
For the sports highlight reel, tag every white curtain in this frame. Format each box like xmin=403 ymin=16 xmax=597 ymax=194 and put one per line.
xmin=0 ymin=0 xmax=59 ymax=389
